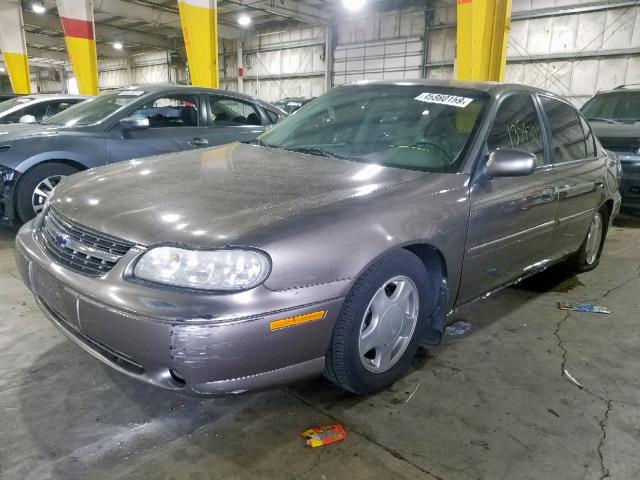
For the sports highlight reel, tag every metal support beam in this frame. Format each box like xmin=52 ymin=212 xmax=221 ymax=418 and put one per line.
xmin=236 ymin=39 xmax=243 ymax=93
xmin=25 ymin=32 xmax=127 ymax=58
xmin=93 ymin=0 xmax=242 ymax=39
xmin=0 ymin=1 xmax=31 ymax=93
xmin=56 ymin=0 xmax=99 ymax=95
xmin=457 ymin=0 xmax=512 ymax=81
xmin=325 ymin=26 xmax=333 ymax=91
xmin=23 ymin=10 xmax=176 ymax=52
xmin=225 ymin=0 xmax=330 ymax=25
xmin=178 ymin=0 xmax=219 ymax=88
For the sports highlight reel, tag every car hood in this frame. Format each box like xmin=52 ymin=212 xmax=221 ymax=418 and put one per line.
xmin=0 ymin=122 xmax=66 ymax=141
xmin=50 ymin=143 xmax=426 ymax=247
xmin=590 ymin=121 xmax=640 ymax=138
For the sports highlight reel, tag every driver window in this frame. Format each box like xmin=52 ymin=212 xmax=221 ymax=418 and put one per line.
xmin=209 ymin=97 xmax=262 ymax=126
xmin=487 ymin=94 xmax=545 ymax=166
xmin=130 ymin=95 xmax=200 ymax=128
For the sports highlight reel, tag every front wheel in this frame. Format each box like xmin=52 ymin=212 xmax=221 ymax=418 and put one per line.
xmin=15 ymin=162 xmax=80 ymax=223
xmin=325 ymin=249 xmax=431 ymax=394
xmin=566 ymin=207 xmax=608 ymax=272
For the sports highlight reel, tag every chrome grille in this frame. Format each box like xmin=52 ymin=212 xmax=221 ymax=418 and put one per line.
xmin=39 ymin=208 xmax=134 ymax=276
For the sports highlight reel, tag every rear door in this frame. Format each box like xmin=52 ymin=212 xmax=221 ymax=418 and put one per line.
xmin=206 ymin=95 xmax=267 ymax=146
xmin=538 ymin=95 xmax=604 ymax=257
xmin=106 ymin=93 xmax=211 ymax=162
xmin=458 ymin=92 xmax=558 ymax=303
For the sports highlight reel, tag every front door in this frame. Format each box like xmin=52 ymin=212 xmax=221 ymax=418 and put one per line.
xmin=106 ymin=93 xmax=211 ymax=163
xmin=458 ymin=92 xmax=558 ymax=304
xmin=538 ymin=95 xmax=605 ymax=257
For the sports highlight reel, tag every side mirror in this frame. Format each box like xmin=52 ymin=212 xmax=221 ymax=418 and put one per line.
xmin=119 ymin=116 xmax=149 ymax=130
xmin=19 ymin=114 xmax=36 ymax=124
xmin=485 ymin=148 xmax=537 ymax=178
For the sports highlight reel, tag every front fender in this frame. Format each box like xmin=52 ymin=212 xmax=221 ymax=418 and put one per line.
xmin=240 ymin=175 xmax=471 ymax=307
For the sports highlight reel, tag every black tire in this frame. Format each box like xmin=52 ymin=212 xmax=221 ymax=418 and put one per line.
xmin=325 ymin=249 xmax=432 ymax=395
xmin=566 ymin=206 xmax=609 ymax=273
xmin=15 ymin=162 xmax=80 ymax=223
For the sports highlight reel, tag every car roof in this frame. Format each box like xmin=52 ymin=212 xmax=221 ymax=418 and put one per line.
xmin=593 ymin=85 xmax=640 ymax=94
xmin=16 ymin=94 xmax=90 ymax=102
xmin=336 ymin=79 xmax=552 ymax=96
xmin=114 ymin=84 xmax=282 ymax=110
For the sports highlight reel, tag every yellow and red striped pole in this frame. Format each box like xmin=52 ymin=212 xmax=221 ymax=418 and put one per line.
xmin=56 ymin=0 xmax=99 ymax=95
xmin=178 ymin=0 xmax=219 ymax=88
xmin=0 ymin=1 xmax=31 ymax=94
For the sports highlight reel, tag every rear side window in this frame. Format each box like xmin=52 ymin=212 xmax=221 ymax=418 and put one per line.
xmin=209 ymin=96 xmax=262 ymax=126
xmin=487 ymin=93 xmax=545 ymax=166
xmin=540 ymin=96 xmax=587 ymax=163
xmin=265 ymin=109 xmax=279 ymax=124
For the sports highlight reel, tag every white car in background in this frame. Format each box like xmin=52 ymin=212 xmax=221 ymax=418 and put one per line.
xmin=0 ymin=94 xmax=88 ymax=124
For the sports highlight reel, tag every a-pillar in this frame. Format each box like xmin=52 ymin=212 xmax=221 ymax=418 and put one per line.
xmin=456 ymin=0 xmax=512 ymax=81
xmin=56 ymin=0 xmax=99 ymax=95
xmin=0 ymin=1 xmax=31 ymax=94
xmin=178 ymin=0 xmax=219 ymax=88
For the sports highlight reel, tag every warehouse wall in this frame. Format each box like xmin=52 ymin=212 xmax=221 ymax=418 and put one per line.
xmin=426 ymin=0 xmax=640 ymax=106
xmin=332 ymin=7 xmax=425 ymax=86
xmin=219 ymin=26 xmax=327 ymax=102
xmin=97 ymin=51 xmax=187 ymax=91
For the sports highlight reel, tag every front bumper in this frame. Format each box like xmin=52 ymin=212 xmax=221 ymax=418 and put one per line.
xmin=0 ymin=165 xmax=18 ymax=223
xmin=15 ymin=219 xmax=347 ymax=394
xmin=620 ymin=160 xmax=640 ymax=212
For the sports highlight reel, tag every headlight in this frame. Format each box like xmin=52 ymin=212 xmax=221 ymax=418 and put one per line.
xmin=133 ymin=247 xmax=270 ymax=291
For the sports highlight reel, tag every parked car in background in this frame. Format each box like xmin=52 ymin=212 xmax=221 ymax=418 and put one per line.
xmin=274 ymin=96 xmax=315 ymax=114
xmin=0 ymin=94 xmax=88 ymax=124
xmin=581 ymin=84 xmax=640 ymax=212
xmin=0 ymin=93 xmax=21 ymax=102
xmin=0 ymin=84 xmax=285 ymax=223
xmin=16 ymin=81 xmax=621 ymax=396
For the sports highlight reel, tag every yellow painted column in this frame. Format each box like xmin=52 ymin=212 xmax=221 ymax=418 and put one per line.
xmin=456 ymin=0 xmax=512 ymax=81
xmin=0 ymin=2 xmax=31 ymax=94
xmin=56 ymin=0 xmax=99 ymax=95
xmin=178 ymin=0 xmax=219 ymax=88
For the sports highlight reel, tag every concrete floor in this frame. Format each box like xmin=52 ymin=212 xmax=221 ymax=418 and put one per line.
xmin=1 ymin=217 xmax=639 ymax=480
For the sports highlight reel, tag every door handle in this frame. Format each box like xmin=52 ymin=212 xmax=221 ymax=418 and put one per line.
xmin=188 ymin=137 xmax=209 ymax=147
xmin=595 ymin=179 xmax=604 ymax=188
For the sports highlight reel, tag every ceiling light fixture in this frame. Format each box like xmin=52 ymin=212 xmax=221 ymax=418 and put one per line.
xmin=343 ymin=0 xmax=366 ymax=11
xmin=32 ymin=2 xmax=46 ymax=14
xmin=113 ymin=42 xmax=123 ymax=50
xmin=238 ymin=15 xmax=251 ymax=26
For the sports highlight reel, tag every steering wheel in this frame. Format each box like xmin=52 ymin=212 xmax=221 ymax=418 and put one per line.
xmin=411 ymin=141 xmax=455 ymax=163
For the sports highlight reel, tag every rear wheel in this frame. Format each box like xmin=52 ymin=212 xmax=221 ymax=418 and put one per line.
xmin=567 ymin=207 xmax=608 ymax=272
xmin=325 ymin=249 xmax=431 ymax=394
xmin=15 ymin=162 xmax=80 ymax=222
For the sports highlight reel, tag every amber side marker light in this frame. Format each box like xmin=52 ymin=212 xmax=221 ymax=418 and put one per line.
xmin=270 ymin=310 xmax=327 ymax=331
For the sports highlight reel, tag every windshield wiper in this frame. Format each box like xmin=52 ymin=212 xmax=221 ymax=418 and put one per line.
xmin=587 ymin=117 xmax=620 ymax=124
xmin=280 ymin=145 xmax=349 ymax=160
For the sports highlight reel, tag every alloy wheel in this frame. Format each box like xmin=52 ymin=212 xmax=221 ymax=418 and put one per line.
xmin=32 ymin=175 xmax=65 ymax=214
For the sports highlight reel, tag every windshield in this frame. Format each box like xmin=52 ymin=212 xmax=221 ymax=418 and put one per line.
xmin=260 ymin=85 xmax=488 ymax=173
xmin=42 ymin=91 xmax=145 ymax=126
xmin=0 ymin=96 xmax=35 ymax=115
xmin=581 ymin=91 xmax=640 ymax=123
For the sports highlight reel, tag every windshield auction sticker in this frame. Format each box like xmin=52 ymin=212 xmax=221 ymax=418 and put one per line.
xmin=414 ymin=92 xmax=474 ymax=108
